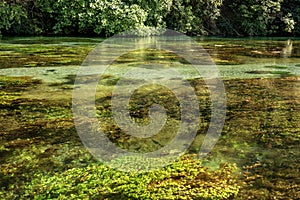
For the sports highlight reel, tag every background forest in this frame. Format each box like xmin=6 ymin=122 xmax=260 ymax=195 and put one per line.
xmin=1 ymin=0 xmax=299 ymax=37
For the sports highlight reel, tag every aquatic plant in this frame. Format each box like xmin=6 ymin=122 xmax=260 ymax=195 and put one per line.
xmin=1 ymin=37 xmax=299 ymax=199
xmin=264 ymin=65 xmax=288 ymax=69
xmin=21 ymin=156 xmax=240 ymax=200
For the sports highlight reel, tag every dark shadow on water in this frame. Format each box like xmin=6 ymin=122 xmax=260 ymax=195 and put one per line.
xmin=245 ymin=70 xmax=294 ymax=77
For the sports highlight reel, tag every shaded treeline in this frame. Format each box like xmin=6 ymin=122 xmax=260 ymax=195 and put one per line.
xmin=0 ymin=0 xmax=299 ymax=37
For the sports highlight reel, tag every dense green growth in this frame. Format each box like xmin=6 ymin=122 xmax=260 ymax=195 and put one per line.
xmin=22 ymin=156 xmax=240 ymax=199
xmin=218 ymin=0 xmax=297 ymax=36
xmin=0 ymin=0 xmax=299 ymax=36
xmin=1 ymin=74 xmax=299 ymax=199
xmin=0 ymin=37 xmax=299 ymax=199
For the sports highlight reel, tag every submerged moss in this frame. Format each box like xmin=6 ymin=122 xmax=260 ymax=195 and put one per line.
xmin=245 ymin=70 xmax=294 ymax=77
xmin=1 ymin=73 xmax=299 ymax=199
xmin=0 ymin=40 xmax=95 ymax=68
xmin=264 ymin=65 xmax=288 ymax=69
xmin=22 ymin=155 xmax=240 ymax=200
xmin=245 ymin=70 xmax=272 ymax=74
xmin=113 ymin=48 xmax=190 ymax=65
xmin=0 ymin=76 xmax=41 ymax=92
xmin=1 ymin=37 xmax=300 ymax=199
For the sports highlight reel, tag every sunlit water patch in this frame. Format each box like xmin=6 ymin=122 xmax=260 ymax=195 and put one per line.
xmin=1 ymin=37 xmax=300 ymax=82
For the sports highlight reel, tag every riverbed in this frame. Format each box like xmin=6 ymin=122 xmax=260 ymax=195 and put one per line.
xmin=0 ymin=36 xmax=299 ymax=199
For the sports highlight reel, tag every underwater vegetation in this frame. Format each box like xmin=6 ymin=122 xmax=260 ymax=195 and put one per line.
xmin=0 ymin=38 xmax=97 ymax=68
xmin=0 ymin=37 xmax=299 ymax=199
xmin=0 ymin=74 xmax=299 ymax=199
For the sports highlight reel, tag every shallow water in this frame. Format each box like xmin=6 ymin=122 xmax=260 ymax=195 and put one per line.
xmin=0 ymin=36 xmax=299 ymax=199
xmin=0 ymin=37 xmax=299 ymax=82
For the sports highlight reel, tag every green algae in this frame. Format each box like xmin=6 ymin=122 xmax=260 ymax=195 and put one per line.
xmin=1 ymin=74 xmax=299 ymax=199
xmin=264 ymin=65 xmax=288 ymax=69
xmin=245 ymin=70 xmax=294 ymax=77
xmin=2 ymin=37 xmax=300 ymax=70
xmin=0 ymin=37 xmax=300 ymax=199
xmin=0 ymin=38 xmax=96 ymax=68
xmin=0 ymin=76 xmax=41 ymax=92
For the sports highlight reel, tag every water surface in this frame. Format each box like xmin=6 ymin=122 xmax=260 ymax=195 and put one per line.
xmin=0 ymin=36 xmax=299 ymax=199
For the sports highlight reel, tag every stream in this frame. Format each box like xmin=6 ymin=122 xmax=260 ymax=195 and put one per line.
xmin=0 ymin=36 xmax=299 ymax=199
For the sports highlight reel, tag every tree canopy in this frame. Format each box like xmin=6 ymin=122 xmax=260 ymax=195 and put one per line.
xmin=0 ymin=0 xmax=299 ymax=37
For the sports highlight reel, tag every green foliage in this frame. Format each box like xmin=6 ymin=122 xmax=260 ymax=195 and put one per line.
xmin=217 ymin=0 xmax=297 ymax=36
xmin=281 ymin=0 xmax=300 ymax=35
xmin=0 ymin=0 xmax=55 ymax=35
xmin=0 ymin=1 xmax=26 ymax=36
xmin=22 ymin=156 xmax=240 ymax=199
xmin=122 ymin=26 xmax=166 ymax=36
xmin=1 ymin=0 xmax=299 ymax=36
xmin=219 ymin=0 xmax=283 ymax=36
xmin=125 ymin=0 xmax=172 ymax=28
xmin=51 ymin=0 xmax=147 ymax=36
xmin=166 ymin=0 xmax=223 ymax=35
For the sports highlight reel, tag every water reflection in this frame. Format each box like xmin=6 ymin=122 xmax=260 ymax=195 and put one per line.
xmin=281 ymin=39 xmax=293 ymax=58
